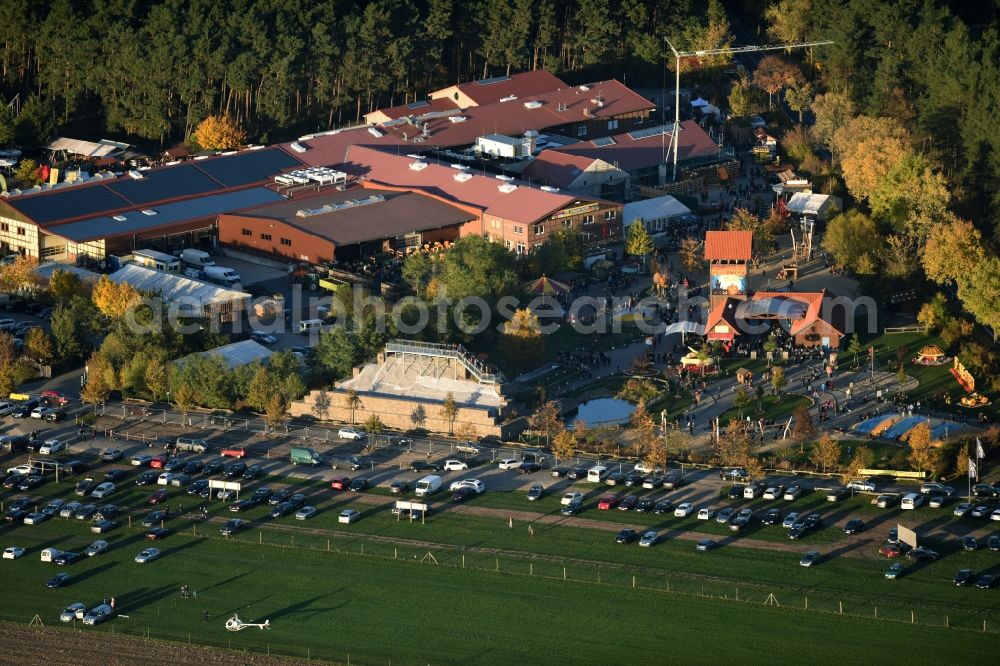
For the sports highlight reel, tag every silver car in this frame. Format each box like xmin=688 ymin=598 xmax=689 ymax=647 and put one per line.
xmin=60 ymin=602 xmax=87 ymax=622
xmin=82 ymin=603 xmax=114 ymax=625
xmin=295 ymin=506 xmax=317 ymax=520
xmin=638 ymin=531 xmax=658 ymax=547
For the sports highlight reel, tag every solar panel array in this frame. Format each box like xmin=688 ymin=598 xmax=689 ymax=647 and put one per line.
xmin=591 ymin=136 xmax=616 ymax=147
xmin=9 ymin=186 xmax=130 ymax=225
xmin=7 ymin=147 xmax=303 ymax=225
xmin=628 ymin=125 xmax=672 ymax=141
xmin=107 ymin=163 xmax=222 ymax=205
xmin=195 ymin=148 xmax=301 ymax=187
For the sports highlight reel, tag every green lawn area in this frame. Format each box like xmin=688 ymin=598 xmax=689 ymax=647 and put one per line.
xmin=717 ymin=394 xmax=811 ymax=424
xmin=5 ymin=472 xmax=1000 ymax=662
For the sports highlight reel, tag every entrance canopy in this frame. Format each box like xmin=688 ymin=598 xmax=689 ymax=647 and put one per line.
xmin=735 ymin=297 xmax=807 ymax=320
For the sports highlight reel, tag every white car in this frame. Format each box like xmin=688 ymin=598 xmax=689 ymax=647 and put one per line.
xmin=3 ymin=546 xmax=26 ymax=560
xmin=23 ymin=513 xmax=47 ymax=525
xmin=30 ymin=406 xmax=47 ymax=419
xmin=450 ymin=478 xmax=486 ymax=494
xmin=762 ymin=487 xmax=781 ymax=500
xmin=295 ymin=506 xmax=317 ymax=520
xmin=91 ymin=482 xmax=115 ymax=499
xmin=131 ymin=453 xmax=153 ymax=466
xmin=561 ymin=491 xmax=584 ymax=506
xmin=638 ymin=530 xmax=659 ymax=547
xmin=783 ymin=486 xmax=803 ymax=500
xmin=60 ymin=602 xmax=88 ymax=622
xmin=85 ymin=540 xmax=109 ymax=557
xmin=338 ymin=428 xmax=364 ymax=440
xmin=697 ymin=507 xmax=716 ymax=520
xmin=991 ymin=508 xmax=1000 ymax=521
xmin=38 ymin=439 xmax=67 ymax=455
xmin=100 ymin=448 xmax=123 ymax=462
xmin=157 ymin=473 xmax=177 ymax=486
xmin=498 ymin=458 xmax=522 ymax=470
xmin=134 ymin=547 xmax=160 ymax=564
xmin=634 ymin=462 xmax=661 ymax=475
xmin=673 ymin=502 xmax=694 ymax=517
xmin=442 ymin=459 xmax=469 ymax=471
xmin=338 ymin=509 xmax=361 ymax=524
xmin=6 ymin=463 xmax=33 ymax=475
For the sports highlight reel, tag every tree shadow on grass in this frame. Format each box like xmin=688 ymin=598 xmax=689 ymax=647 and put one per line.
xmin=264 ymin=594 xmax=351 ymax=622
xmin=71 ymin=560 xmax=118 ymax=585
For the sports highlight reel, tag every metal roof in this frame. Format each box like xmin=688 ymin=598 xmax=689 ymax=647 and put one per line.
xmin=623 ymin=195 xmax=691 ymax=223
xmin=199 ymin=340 xmax=273 ymax=369
xmin=195 ymin=148 xmax=302 ymax=187
xmin=108 ymin=264 xmax=249 ymax=309
xmin=49 ymin=187 xmax=286 ymax=242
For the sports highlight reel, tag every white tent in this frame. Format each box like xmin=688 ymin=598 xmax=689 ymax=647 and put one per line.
xmin=786 ymin=192 xmax=841 ymax=220
xmin=623 ymin=195 xmax=692 ymax=237
xmin=690 ymin=97 xmax=709 ymax=108
xmin=663 ymin=320 xmax=706 ymax=344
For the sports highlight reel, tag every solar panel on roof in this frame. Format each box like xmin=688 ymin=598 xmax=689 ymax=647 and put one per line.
xmin=406 ymin=100 xmax=430 ymax=109
xmin=475 ymin=75 xmax=512 ymax=86
xmin=628 ymin=125 xmax=672 ymax=141
xmin=591 ymin=136 xmax=616 ymax=147
xmin=107 ymin=163 xmax=222 ymax=205
xmin=8 ymin=185 xmax=130 ymax=224
xmin=194 ymin=147 xmax=302 ymax=188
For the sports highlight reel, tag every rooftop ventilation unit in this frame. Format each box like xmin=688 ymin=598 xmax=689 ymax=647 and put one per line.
xmin=591 ymin=97 xmax=604 ymax=106
xmin=221 ymin=150 xmax=238 ymax=156
xmin=289 ymin=142 xmax=309 ymax=152
xmin=448 ymin=115 xmax=468 ymax=123
xmin=540 ymin=186 xmax=560 ymax=192
xmin=453 ymin=172 xmax=473 ymax=182
xmin=141 ymin=209 xmax=158 ymax=216
xmin=112 ymin=214 xmax=128 ymax=221
xmin=579 ymin=84 xmax=590 ymax=91
xmin=451 ymin=164 xmax=470 ymax=170
xmin=367 ymin=127 xmax=383 ymax=138
xmin=557 ymin=102 xmax=567 ymax=112
xmin=406 ymin=154 xmax=424 ymax=160
xmin=495 ymin=174 xmax=514 ymax=182
xmin=295 ymin=194 xmax=385 ymax=217
xmin=500 ymin=95 xmax=518 ymax=102
xmin=408 ymin=161 xmax=428 ymax=171
xmin=523 ymin=100 xmax=543 ymax=109
xmin=127 ymin=170 xmax=145 ymax=179
xmin=498 ymin=183 xmax=518 ymax=193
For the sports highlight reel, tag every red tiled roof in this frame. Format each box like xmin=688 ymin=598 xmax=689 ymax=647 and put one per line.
xmin=522 ymin=151 xmax=605 ymax=189
xmin=705 ymin=290 xmax=843 ymax=338
xmin=436 ymin=70 xmax=567 ymax=107
xmin=704 ymin=230 xmax=752 ymax=260
xmin=278 ymin=127 xmax=407 ymax=168
xmin=342 ymin=145 xmax=597 ymax=224
xmin=366 ymin=96 xmax=461 ymax=122
xmin=547 ymin=120 xmax=719 ymax=172
xmin=378 ymin=80 xmax=654 ymax=148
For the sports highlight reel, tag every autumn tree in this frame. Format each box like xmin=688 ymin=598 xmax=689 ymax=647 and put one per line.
xmin=881 ymin=235 xmax=919 ymax=279
xmin=312 ymin=388 xmax=331 ymax=421
xmin=552 ymin=428 xmax=576 ymax=463
xmin=48 ymin=268 xmax=89 ymax=305
xmin=843 ymin=445 xmax=874 ymax=483
xmin=733 ymin=387 xmax=751 ymax=420
xmin=784 ymin=81 xmax=812 ymax=123
xmin=831 ymin=115 xmax=910 ymax=203
xmin=409 ymin=404 xmax=427 ymax=431
xmin=782 ymin=125 xmax=817 ymax=165
xmin=822 ymin=210 xmax=882 ymax=274
xmin=23 ymin=327 xmax=54 ymax=364
xmin=13 ymin=158 xmax=42 ymax=186
xmin=728 ymin=208 xmax=774 ymax=262
xmin=0 ymin=254 xmax=40 ymax=293
xmin=791 ymin=404 xmax=816 ymax=450
xmin=92 ymin=275 xmax=140 ymax=321
xmin=771 ymin=366 xmax=787 ymax=400
xmin=847 ymin=334 xmax=864 ymax=367
xmin=955 ymin=446 xmax=971 ymax=479
xmin=728 ymin=76 xmax=754 ymax=117
xmin=172 ymin=382 xmax=197 ymax=414
xmin=718 ymin=418 xmax=756 ymax=467
xmin=959 ymin=256 xmax=1000 ymax=341
xmin=454 ymin=421 xmax=477 ymax=443
xmin=144 ymin=359 xmax=168 ymax=403
xmin=80 ymin=352 xmax=113 ymax=408
xmin=807 ymin=434 xmax=838 ymax=473
xmin=363 ymin=413 xmax=384 ymax=437
xmin=922 ymin=217 xmax=984 ymax=286
xmin=263 ymin=393 xmax=288 ymax=431
xmin=907 ymin=422 xmax=940 ymax=477
xmin=344 ymin=388 xmax=362 ymax=424
xmin=245 ymin=365 xmax=272 ymax=412
xmin=501 ymin=308 xmax=542 ymax=368
xmin=752 ymin=56 xmax=802 ymax=109
xmin=0 ymin=333 xmax=36 ymax=397
xmin=439 ymin=391 xmax=459 ymax=435
xmin=810 ymin=91 xmax=856 ymax=154
xmin=624 ymin=221 xmax=654 ymax=268
xmin=530 ymin=400 xmax=562 ymax=447
xmin=192 ymin=114 xmax=247 ymax=150
xmin=630 ymin=399 xmax=657 ymax=462
xmin=680 ymin=237 xmax=703 ymax=273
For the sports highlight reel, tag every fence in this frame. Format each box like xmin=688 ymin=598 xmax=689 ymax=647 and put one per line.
xmin=883 ymin=325 xmax=928 ymax=334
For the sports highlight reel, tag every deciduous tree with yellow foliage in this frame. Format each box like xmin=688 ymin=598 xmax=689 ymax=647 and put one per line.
xmin=92 ymin=275 xmax=140 ymax=320
xmin=193 ymin=115 xmax=247 ymax=151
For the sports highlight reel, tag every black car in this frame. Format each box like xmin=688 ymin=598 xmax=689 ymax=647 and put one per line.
xmin=804 ymin=513 xmax=822 ymax=529
xmin=566 ymin=465 xmax=589 ymax=480
xmin=141 ymin=510 xmax=168 ymax=528
xmin=410 ymin=461 xmax=439 ymax=473
xmin=653 ymin=499 xmax=674 ymax=515
xmin=75 ymin=479 xmax=97 ymax=496
xmin=906 ymin=547 xmax=940 ymax=562
xmin=549 ymin=467 xmax=568 ymax=478
xmin=618 ymin=495 xmax=639 ymax=511
xmin=182 ymin=461 xmax=203 ymax=475
xmin=634 ymin=497 xmax=655 ymax=513
xmin=623 ymin=473 xmax=645 ymax=487
xmin=788 ymin=526 xmax=805 ymax=540
xmin=954 ymin=569 xmax=974 ymax=586
xmin=971 ymin=483 xmax=997 ymax=498
xmin=202 ymin=461 xmax=224 ymax=476
xmin=268 ymin=489 xmax=292 ymax=505
xmin=44 ymin=409 xmax=67 ymax=423
xmin=9 ymin=497 xmax=35 ymax=511
xmin=977 ymin=574 xmax=995 ymax=589
xmin=104 ymin=469 xmax=129 ymax=482
xmin=146 ymin=527 xmax=173 ymax=540
xmin=962 ymin=535 xmax=978 ymax=551
xmin=95 ymin=505 xmax=120 ymax=520
xmin=4 ymin=508 xmax=28 ymax=523
xmin=251 ymin=486 xmax=273 ymax=503
xmin=605 ymin=472 xmax=626 ymax=486
xmin=561 ymin=499 xmax=583 ymax=516
xmin=243 ymin=464 xmax=264 ymax=480
xmin=18 ymin=475 xmax=44 ymax=490
xmin=661 ymin=474 xmax=687 ymax=490
xmin=763 ymin=508 xmax=782 ymax=525
xmin=134 ymin=470 xmax=158 ymax=486
xmin=163 ymin=458 xmax=186 ymax=473
xmin=47 ymin=573 xmax=72 ymax=588
xmin=349 ymin=478 xmax=369 ymax=492
xmin=615 ymin=528 xmax=637 ymax=544
xmin=187 ymin=479 xmax=209 ymax=495
xmin=518 ymin=462 xmax=542 ymax=474
xmin=11 ymin=400 xmax=39 ymax=418
xmin=3 ymin=473 xmax=26 ymax=489
xmin=223 ymin=461 xmax=247 ymax=478
xmin=727 ymin=486 xmax=744 ymax=500
xmin=270 ymin=502 xmax=297 ymax=518
xmin=229 ymin=499 xmax=256 ymax=512
xmin=451 ymin=486 xmax=476 ymax=502
xmin=843 ymin=518 xmax=865 ymax=535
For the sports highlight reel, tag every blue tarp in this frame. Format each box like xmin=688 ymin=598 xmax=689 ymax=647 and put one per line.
xmin=882 ymin=416 xmax=928 ymax=440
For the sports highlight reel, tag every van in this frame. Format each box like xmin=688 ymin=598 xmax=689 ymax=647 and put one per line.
xmin=414 ymin=475 xmax=442 ymax=498
xmin=133 ymin=249 xmax=181 ymax=272
xmin=203 ymin=265 xmax=241 ymax=284
xmin=299 ymin=319 xmax=326 ymax=335
xmin=41 ymin=548 xmax=63 ymax=563
xmin=290 ymin=447 xmax=322 ymax=466
xmin=901 ymin=492 xmax=924 ymax=509
xmin=0 ymin=434 xmax=29 ymax=452
xmin=174 ymin=437 xmax=208 ymax=454
xmin=587 ymin=465 xmax=610 ymax=483
xmin=743 ymin=483 xmax=764 ymax=500
xmin=180 ymin=248 xmax=215 ymax=268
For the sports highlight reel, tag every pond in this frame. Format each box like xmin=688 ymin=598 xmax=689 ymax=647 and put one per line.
xmin=571 ymin=398 xmax=636 ymax=427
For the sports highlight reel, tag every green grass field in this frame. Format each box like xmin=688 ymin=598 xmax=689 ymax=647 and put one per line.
xmin=4 ymin=472 xmax=1000 ymax=663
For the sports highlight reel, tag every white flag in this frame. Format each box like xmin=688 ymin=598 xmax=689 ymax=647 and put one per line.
xmin=977 ymin=438 xmax=985 ymax=459
xmin=969 ymin=458 xmax=977 ymax=479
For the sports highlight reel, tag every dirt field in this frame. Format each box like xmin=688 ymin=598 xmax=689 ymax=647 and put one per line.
xmin=0 ymin=621 xmax=332 ymax=666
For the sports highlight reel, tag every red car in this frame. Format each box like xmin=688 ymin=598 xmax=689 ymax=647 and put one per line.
xmin=879 ymin=544 xmax=904 ymax=558
xmin=149 ymin=454 xmax=169 ymax=469
xmin=41 ymin=390 xmax=70 ymax=406
xmin=221 ymin=446 xmax=247 ymax=459
xmin=148 ymin=489 xmax=169 ymax=505
xmin=597 ymin=495 xmax=620 ymax=510
xmin=330 ymin=476 xmax=351 ymax=491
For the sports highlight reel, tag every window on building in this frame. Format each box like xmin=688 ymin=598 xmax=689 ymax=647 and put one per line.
xmin=0 ymin=223 xmax=7 ymax=232
xmin=607 ymin=119 xmax=618 ymax=130
xmin=582 ymin=215 xmax=594 ymax=224
xmin=576 ymin=124 xmax=587 ymax=137
xmin=505 ymin=239 xmax=512 ymax=250
xmin=533 ymin=224 xmax=544 ymax=235
xmin=241 ymin=228 xmax=252 ymax=237
xmin=16 ymin=227 xmax=25 ymax=236
xmin=513 ymin=225 xmax=524 ymax=234
xmin=516 ymin=242 xmax=526 ymax=254
xmin=260 ymin=233 xmax=272 ymax=241
xmin=490 ymin=219 xmax=501 ymax=229
xmin=605 ymin=210 xmax=617 ymax=220
xmin=562 ymin=220 xmax=573 ymax=228
xmin=280 ymin=238 xmax=291 ymax=246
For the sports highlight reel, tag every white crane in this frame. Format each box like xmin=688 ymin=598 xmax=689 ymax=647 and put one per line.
xmin=663 ymin=39 xmax=834 ymax=181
